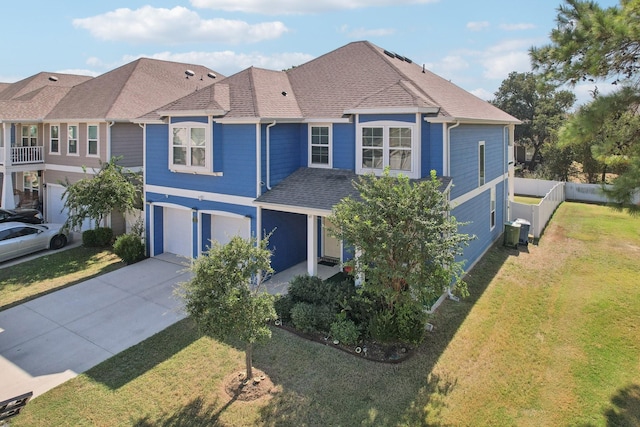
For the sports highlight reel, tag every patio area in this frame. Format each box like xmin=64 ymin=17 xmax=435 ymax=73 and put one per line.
xmin=263 ymin=261 xmax=342 ymax=295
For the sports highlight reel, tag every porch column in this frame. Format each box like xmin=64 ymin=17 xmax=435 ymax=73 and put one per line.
xmin=307 ymin=214 xmax=318 ymax=276
xmin=1 ymin=123 xmax=15 ymax=209
xmin=1 ymin=171 xmax=14 ymax=209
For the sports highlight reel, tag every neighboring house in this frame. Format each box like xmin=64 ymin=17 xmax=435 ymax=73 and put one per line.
xmin=140 ymin=41 xmax=519 ymax=279
xmin=0 ymin=59 xmax=221 ymax=234
xmin=0 ymin=72 xmax=93 ymax=211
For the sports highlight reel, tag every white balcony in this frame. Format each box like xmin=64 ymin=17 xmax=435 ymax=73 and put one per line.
xmin=0 ymin=146 xmax=44 ymax=165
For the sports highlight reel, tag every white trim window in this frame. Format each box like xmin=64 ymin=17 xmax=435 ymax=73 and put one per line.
xmin=170 ymin=122 xmax=210 ymax=172
xmin=21 ymin=125 xmax=37 ymax=147
xmin=357 ymin=121 xmax=417 ymax=178
xmin=309 ymin=124 xmax=332 ymax=168
xmin=490 ymin=186 xmax=496 ymax=230
xmin=87 ymin=124 xmax=99 ymax=157
xmin=50 ymin=125 xmax=60 ymax=154
xmin=68 ymin=125 xmax=79 ymax=156
xmin=479 ymin=141 xmax=486 ymax=187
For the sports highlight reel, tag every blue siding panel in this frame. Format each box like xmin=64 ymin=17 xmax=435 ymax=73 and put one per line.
xmin=428 ymin=122 xmax=444 ymax=176
xmin=146 ymin=122 xmax=257 ymax=197
xmin=333 ymin=122 xmax=355 ymax=170
xmin=451 ymin=180 xmax=506 ymax=270
xmin=449 ymin=125 xmax=504 ymax=199
xmin=359 ymin=114 xmax=416 ymax=123
xmin=262 ymin=210 xmax=307 ymax=273
xmin=268 ymin=123 xmax=301 ymax=187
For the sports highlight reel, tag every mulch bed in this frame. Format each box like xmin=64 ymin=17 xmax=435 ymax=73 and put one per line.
xmin=275 ymin=323 xmax=415 ymax=364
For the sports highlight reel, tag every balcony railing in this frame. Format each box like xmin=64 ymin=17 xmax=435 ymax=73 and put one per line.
xmin=0 ymin=146 xmax=44 ymax=165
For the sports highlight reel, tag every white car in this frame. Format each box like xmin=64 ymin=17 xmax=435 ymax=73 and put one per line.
xmin=0 ymin=222 xmax=70 ymax=262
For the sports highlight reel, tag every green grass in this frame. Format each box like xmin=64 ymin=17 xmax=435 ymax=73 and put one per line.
xmin=11 ymin=202 xmax=640 ymax=426
xmin=0 ymin=246 xmax=124 ymax=310
xmin=514 ymin=195 xmax=542 ymax=204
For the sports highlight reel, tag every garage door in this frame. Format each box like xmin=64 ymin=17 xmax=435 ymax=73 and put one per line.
xmin=210 ymin=215 xmax=250 ymax=246
xmin=163 ymin=207 xmax=192 ymax=258
xmin=46 ymin=184 xmax=90 ymax=230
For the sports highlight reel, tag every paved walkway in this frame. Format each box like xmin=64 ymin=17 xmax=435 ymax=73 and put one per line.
xmin=0 ymin=254 xmax=192 ymax=401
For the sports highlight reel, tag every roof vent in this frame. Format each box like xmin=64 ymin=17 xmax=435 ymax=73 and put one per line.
xmin=281 ymin=91 xmax=288 ymax=96
xmin=383 ymin=50 xmax=395 ymax=58
xmin=404 ymin=57 xmax=412 ymax=64
xmin=48 ymin=76 xmax=58 ymax=82
xmin=185 ymin=69 xmax=195 ymax=78
xmin=207 ymin=72 xmax=216 ymax=79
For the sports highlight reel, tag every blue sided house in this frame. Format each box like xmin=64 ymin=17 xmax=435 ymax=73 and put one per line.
xmin=139 ymin=41 xmax=519 ymax=285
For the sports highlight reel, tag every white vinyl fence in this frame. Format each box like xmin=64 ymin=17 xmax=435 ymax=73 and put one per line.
xmin=510 ymin=177 xmax=640 ymax=239
xmin=510 ymin=179 xmax=565 ymax=238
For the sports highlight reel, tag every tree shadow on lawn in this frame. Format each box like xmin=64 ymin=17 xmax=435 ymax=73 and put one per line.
xmin=84 ymin=317 xmax=200 ymax=391
xmin=132 ymin=396 xmax=235 ymax=427
xmin=254 ymin=242 xmax=512 ymax=426
xmin=602 ymin=384 xmax=640 ymax=427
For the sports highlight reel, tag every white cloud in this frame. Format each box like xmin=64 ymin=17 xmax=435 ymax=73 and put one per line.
xmin=73 ymin=6 xmax=287 ymax=44
xmin=478 ymin=38 xmax=540 ymax=79
xmin=466 ymin=21 xmax=490 ymax=31
xmin=499 ymin=23 xmax=536 ymax=31
xmin=572 ymin=82 xmax=619 ymax=107
xmin=428 ymin=55 xmax=469 ymax=74
xmin=339 ymin=25 xmax=395 ymax=38
xmin=470 ymin=87 xmax=494 ymax=101
xmin=121 ymin=50 xmax=315 ymax=76
xmin=190 ymin=0 xmax=439 ymax=15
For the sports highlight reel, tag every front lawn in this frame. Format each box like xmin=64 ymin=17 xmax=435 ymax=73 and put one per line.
xmin=12 ymin=202 xmax=640 ymax=426
xmin=0 ymin=247 xmax=123 ymax=310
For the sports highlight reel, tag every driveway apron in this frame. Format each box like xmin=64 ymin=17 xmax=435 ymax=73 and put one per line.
xmin=0 ymin=256 xmax=192 ymax=400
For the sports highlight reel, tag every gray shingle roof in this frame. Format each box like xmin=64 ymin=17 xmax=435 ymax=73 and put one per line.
xmin=150 ymin=41 xmax=518 ymax=124
xmin=46 ymin=58 xmax=222 ymax=121
xmin=255 ymin=167 xmax=453 ymax=212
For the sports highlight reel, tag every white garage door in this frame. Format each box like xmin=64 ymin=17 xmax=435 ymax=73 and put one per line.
xmin=46 ymin=184 xmax=91 ymax=230
xmin=163 ymin=207 xmax=192 ymax=258
xmin=211 ymin=215 xmax=250 ymax=246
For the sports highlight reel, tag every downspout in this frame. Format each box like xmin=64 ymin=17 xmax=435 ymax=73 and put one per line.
xmin=503 ymin=125 xmax=509 ymax=222
xmin=139 ymin=123 xmax=148 ymax=255
xmin=107 ymin=121 xmax=115 ymax=161
xmin=266 ymin=121 xmax=276 ymax=190
xmin=446 ymin=120 xmax=460 ymax=176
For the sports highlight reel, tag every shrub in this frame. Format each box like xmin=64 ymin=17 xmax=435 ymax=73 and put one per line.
xmin=290 ymin=302 xmax=317 ymax=333
xmin=367 ymin=300 xmax=427 ymax=344
xmin=82 ymin=227 xmax=113 ymax=247
xmin=273 ymin=294 xmax=295 ymax=323
xmin=290 ymin=302 xmax=335 ymax=334
xmin=113 ymin=233 xmax=146 ymax=265
xmin=288 ymin=275 xmax=328 ymax=305
xmin=330 ymin=318 xmax=360 ymax=345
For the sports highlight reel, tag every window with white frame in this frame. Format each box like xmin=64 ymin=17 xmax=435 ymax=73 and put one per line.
xmin=357 ymin=122 xmax=416 ymax=178
xmin=490 ymin=186 xmax=496 ymax=229
xmin=68 ymin=125 xmax=78 ymax=155
xmin=87 ymin=125 xmax=99 ymax=156
xmin=170 ymin=122 xmax=210 ymax=172
xmin=479 ymin=141 xmax=485 ymax=187
xmin=50 ymin=125 xmax=60 ymax=154
xmin=309 ymin=125 xmax=331 ymax=167
xmin=21 ymin=125 xmax=37 ymax=147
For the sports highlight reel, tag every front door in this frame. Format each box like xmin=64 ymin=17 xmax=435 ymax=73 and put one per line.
xmin=323 ymin=218 xmax=341 ymax=260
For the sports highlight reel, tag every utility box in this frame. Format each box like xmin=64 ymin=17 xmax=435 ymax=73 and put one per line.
xmin=515 ymin=218 xmax=531 ymax=246
xmin=503 ymin=221 xmax=521 ymax=249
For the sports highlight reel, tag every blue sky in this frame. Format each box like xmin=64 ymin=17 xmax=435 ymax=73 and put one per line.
xmin=1 ymin=0 xmax=620 ymax=105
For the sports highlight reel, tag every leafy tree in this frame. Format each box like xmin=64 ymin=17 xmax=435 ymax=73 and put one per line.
xmin=178 ymin=235 xmax=276 ymax=380
xmin=490 ymin=71 xmax=575 ymax=170
xmin=62 ymin=157 xmax=141 ymax=230
xmin=328 ymin=169 xmax=473 ymax=314
xmin=530 ymin=0 xmax=640 ymax=86
xmin=531 ymin=0 xmax=640 ymax=214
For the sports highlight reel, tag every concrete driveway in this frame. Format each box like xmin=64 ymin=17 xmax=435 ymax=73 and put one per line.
xmin=0 ymin=254 xmax=192 ymax=401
